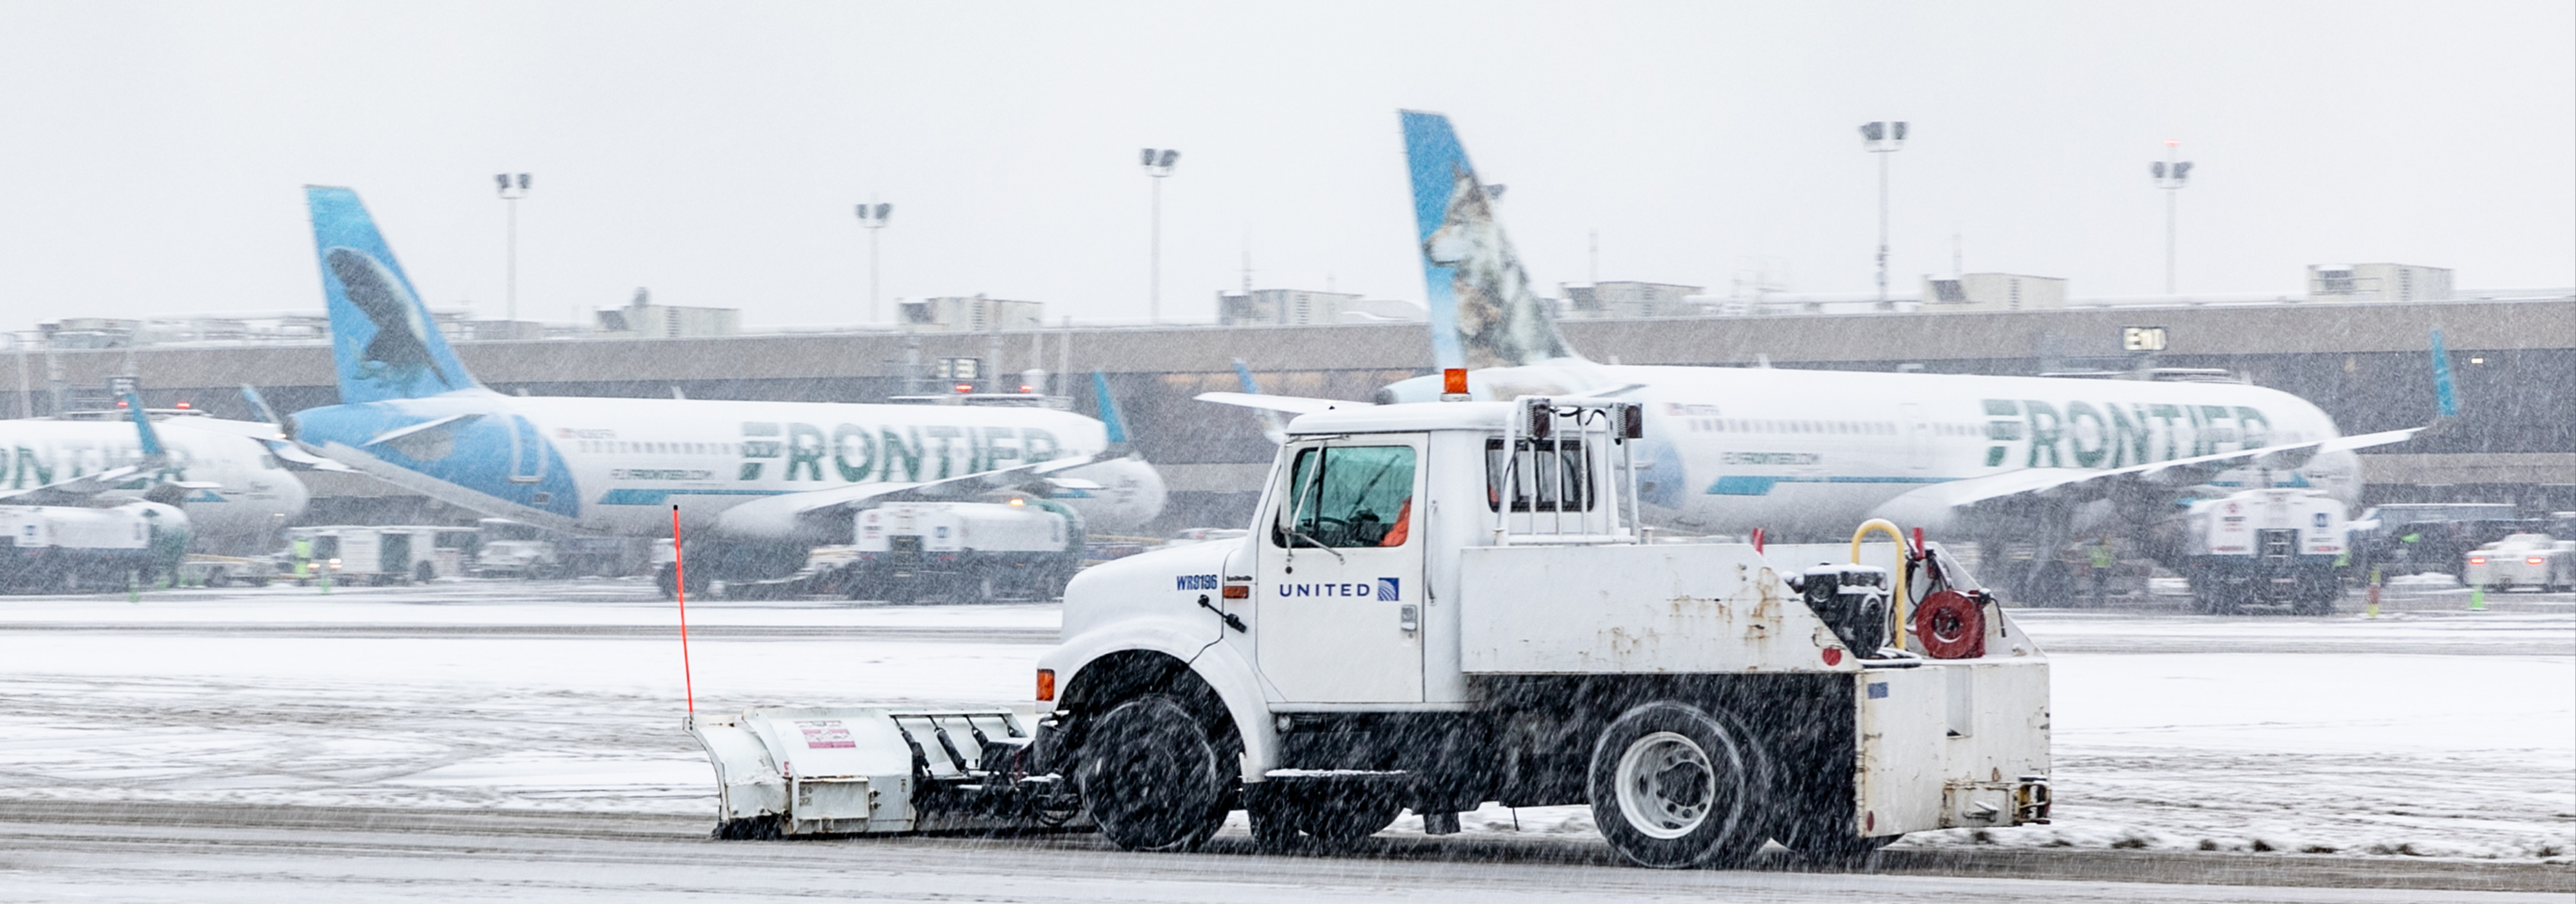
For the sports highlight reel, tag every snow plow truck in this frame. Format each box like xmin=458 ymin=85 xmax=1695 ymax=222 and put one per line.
xmin=688 ymin=397 xmax=2052 ymax=868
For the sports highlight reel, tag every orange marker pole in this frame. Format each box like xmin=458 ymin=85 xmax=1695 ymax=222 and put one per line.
xmin=672 ymin=504 xmax=695 ymax=714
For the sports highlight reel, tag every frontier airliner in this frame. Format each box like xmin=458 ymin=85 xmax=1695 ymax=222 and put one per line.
xmin=261 ymin=187 xmax=1165 ymax=592
xmin=1208 ymin=112 xmax=2428 ymax=571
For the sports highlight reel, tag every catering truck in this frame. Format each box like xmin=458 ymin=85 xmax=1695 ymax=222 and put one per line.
xmin=842 ymin=500 xmax=1084 ymax=603
xmin=689 ymin=397 xmax=2051 ymax=868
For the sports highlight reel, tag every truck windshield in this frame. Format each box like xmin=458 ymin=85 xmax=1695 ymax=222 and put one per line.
xmin=1274 ymin=445 xmax=1415 ymax=548
xmin=1487 ymin=438 xmax=1591 ymax=512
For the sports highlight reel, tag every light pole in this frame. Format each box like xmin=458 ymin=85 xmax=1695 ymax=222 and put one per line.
xmin=1858 ymin=122 xmax=1907 ymax=308
xmin=1139 ymin=148 xmax=1180 ymax=323
xmin=494 ymin=173 xmax=531 ymax=322
xmin=855 ymin=200 xmax=892 ymax=324
xmin=2151 ymin=142 xmax=2193 ymax=294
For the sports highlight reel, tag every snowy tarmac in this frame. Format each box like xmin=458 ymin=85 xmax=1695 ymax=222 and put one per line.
xmin=0 ymin=579 xmax=2566 ymax=899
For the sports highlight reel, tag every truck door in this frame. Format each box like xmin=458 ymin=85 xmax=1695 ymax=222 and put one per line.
xmin=1255 ymin=438 xmax=1427 ymax=703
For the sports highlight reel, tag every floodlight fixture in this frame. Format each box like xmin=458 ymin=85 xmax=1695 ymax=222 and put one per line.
xmin=1140 ymin=147 xmax=1183 ymax=322
xmin=1858 ymin=122 xmax=1908 ymax=306
xmin=2153 ymin=142 xmax=2194 ymax=293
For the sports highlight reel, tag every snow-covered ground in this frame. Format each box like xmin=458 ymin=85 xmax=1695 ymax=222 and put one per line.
xmin=0 ymin=580 xmax=2565 ymax=864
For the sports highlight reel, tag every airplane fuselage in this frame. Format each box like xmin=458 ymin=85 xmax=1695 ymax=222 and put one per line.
xmin=2 ymin=417 xmax=309 ymax=546
xmin=289 ymin=393 xmax=1164 ymax=538
xmin=1391 ymin=363 xmax=2354 ymax=538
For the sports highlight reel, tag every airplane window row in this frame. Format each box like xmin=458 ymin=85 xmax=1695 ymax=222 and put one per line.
xmin=576 ymin=440 xmax=743 ymax=456
xmin=1679 ymin=418 xmax=1990 ymax=437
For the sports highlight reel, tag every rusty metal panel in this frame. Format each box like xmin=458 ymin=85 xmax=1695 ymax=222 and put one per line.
xmin=1455 ymin=543 xmax=1854 ymax=674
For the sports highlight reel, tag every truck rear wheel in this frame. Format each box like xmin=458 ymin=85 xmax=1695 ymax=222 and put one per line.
xmin=1075 ymin=694 xmax=1234 ymax=852
xmin=1588 ymin=702 xmax=1762 ymax=869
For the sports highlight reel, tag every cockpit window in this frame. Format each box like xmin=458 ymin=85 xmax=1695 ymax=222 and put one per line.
xmin=1274 ymin=445 xmax=1415 ymax=548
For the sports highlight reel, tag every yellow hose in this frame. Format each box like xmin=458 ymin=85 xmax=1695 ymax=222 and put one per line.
xmin=1850 ymin=518 xmax=1907 ymax=653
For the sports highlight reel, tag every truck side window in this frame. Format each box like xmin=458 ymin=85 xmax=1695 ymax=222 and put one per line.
xmin=1487 ymin=438 xmax=1590 ymax=512
xmin=1274 ymin=445 xmax=1416 ymax=549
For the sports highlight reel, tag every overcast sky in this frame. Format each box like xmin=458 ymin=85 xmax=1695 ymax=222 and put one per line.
xmin=1 ymin=1 xmax=2569 ymax=330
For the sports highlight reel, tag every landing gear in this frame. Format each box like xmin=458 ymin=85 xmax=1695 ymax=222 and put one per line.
xmin=1075 ymin=695 xmax=1235 ymax=852
xmin=1587 ymin=702 xmax=1765 ymax=869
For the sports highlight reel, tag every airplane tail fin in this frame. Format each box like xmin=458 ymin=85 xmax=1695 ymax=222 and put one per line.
xmin=120 ymin=391 xmax=165 ymax=462
xmin=1091 ymin=370 xmax=1131 ymax=449
xmin=1231 ymin=359 xmax=1290 ymax=445
xmin=1400 ymin=110 xmax=1581 ymax=370
xmin=240 ymin=384 xmax=282 ymax=425
xmin=305 ymin=186 xmax=480 ymax=404
xmin=2429 ymin=328 xmax=2460 ymax=419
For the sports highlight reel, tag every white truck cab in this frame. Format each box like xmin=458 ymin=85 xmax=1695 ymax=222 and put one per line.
xmin=1030 ymin=398 xmax=2053 ymax=867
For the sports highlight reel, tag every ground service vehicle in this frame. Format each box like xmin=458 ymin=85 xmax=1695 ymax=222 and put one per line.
xmin=0 ymin=504 xmax=189 ymax=592
xmin=690 ymin=397 xmax=2052 ymax=868
xmin=2181 ymin=488 xmax=2346 ymax=614
xmin=178 ymin=554 xmax=272 ymax=587
xmin=283 ymin=526 xmax=424 ymax=585
xmin=2463 ymin=534 xmax=2575 ymax=592
xmin=845 ymin=500 xmax=1083 ymax=603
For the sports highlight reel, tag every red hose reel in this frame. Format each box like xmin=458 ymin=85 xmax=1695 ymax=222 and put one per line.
xmin=1912 ymin=589 xmax=1987 ymax=659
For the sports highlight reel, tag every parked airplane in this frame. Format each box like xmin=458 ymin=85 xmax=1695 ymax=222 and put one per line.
xmin=3 ymin=407 xmax=308 ymax=552
xmin=1206 ymin=111 xmax=2426 ymax=587
xmin=260 ymin=187 xmax=1164 ymax=593
xmin=0 ymin=394 xmax=196 ymax=590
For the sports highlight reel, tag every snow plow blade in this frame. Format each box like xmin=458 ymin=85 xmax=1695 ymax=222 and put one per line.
xmin=685 ymin=707 xmax=1080 ymax=839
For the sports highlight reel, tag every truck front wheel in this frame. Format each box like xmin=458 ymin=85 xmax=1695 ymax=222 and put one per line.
xmin=1075 ymin=694 xmax=1234 ymax=852
xmin=1588 ymin=702 xmax=1763 ymax=869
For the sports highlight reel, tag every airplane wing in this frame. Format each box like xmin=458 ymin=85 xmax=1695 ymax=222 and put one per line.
xmin=1194 ymin=392 xmax=1370 ymax=416
xmin=161 ymin=417 xmax=286 ymax=439
xmin=709 ymin=454 xmax=1106 ymax=535
xmin=1874 ymin=428 xmax=2425 ymax=524
xmin=159 ymin=418 xmax=357 ymax=472
xmin=365 ymin=414 xmax=484 ymax=447
xmin=0 ymin=464 xmax=159 ymax=506
xmin=263 ymin=439 xmax=358 ymax=472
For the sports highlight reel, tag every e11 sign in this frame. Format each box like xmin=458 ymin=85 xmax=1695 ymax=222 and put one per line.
xmin=2122 ymin=327 xmax=2168 ymax=352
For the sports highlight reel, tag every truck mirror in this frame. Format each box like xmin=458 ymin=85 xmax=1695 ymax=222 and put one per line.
xmin=1622 ymin=404 xmax=1644 ymax=440
xmin=1527 ymin=398 xmax=1552 ymax=440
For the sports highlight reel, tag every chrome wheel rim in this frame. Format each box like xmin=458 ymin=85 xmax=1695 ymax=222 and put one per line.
xmin=1615 ymin=731 xmax=1714 ymax=839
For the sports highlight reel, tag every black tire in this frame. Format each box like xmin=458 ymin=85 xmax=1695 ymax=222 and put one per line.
xmin=206 ymin=571 xmax=230 ymax=589
xmin=1075 ymin=694 xmax=1235 ymax=852
xmin=1588 ymin=701 xmax=1763 ymax=869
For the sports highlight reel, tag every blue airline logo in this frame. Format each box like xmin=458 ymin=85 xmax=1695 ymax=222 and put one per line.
xmin=1274 ymin=579 xmax=1400 ymax=600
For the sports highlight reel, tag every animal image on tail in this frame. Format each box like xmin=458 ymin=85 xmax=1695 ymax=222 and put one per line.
xmin=308 ymin=187 xmax=478 ymax=403
xmin=1404 ymin=110 xmax=1575 ymax=370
